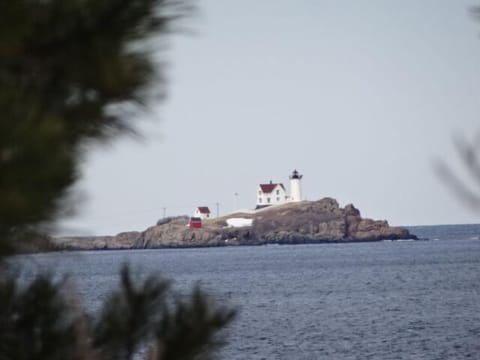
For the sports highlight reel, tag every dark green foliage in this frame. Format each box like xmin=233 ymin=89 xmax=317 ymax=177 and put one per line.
xmin=93 ymin=266 xmax=171 ymax=360
xmin=0 ymin=265 xmax=236 ymax=360
xmin=153 ymin=285 xmax=236 ymax=360
xmin=0 ymin=2 xmax=237 ymax=359
xmin=0 ymin=0 xmax=188 ymax=252
xmin=0 ymin=274 xmax=83 ymax=360
xmin=0 ymin=2 xmax=236 ymax=360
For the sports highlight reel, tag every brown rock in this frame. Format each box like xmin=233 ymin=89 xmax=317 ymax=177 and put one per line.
xmin=55 ymin=198 xmax=416 ymax=249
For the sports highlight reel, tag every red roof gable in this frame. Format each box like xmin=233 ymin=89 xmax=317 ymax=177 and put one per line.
xmin=259 ymin=183 xmax=285 ymax=194
xmin=197 ymin=206 xmax=210 ymax=214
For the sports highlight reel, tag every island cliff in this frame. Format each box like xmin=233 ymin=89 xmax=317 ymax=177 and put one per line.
xmin=54 ymin=198 xmax=416 ymax=250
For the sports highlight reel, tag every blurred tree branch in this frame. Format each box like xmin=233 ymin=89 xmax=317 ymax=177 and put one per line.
xmin=0 ymin=265 xmax=236 ymax=360
xmin=0 ymin=1 xmax=237 ymax=359
xmin=435 ymin=7 xmax=480 ymax=213
xmin=435 ymin=133 xmax=480 ymax=211
xmin=0 ymin=0 xmax=190 ymax=253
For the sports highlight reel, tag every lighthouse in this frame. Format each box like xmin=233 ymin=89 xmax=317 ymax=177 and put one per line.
xmin=289 ymin=169 xmax=303 ymax=202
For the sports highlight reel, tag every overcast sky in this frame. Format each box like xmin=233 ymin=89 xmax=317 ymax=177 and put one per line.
xmin=60 ymin=0 xmax=480 ymax=236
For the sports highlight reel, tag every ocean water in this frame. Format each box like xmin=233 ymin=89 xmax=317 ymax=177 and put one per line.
xmin=14 ymin=224 xmax=480 ymax=359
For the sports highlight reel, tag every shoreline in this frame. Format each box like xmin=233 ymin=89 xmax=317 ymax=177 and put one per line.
xmin=54 ymin=198 xmax=418 ymax=251
xmin=51 ymin=236 xmax=423 ymax=252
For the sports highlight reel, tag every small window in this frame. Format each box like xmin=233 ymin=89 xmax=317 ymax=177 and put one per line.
xmin=276 ymin=189 xmax=280 ymax=195
xmin=267 ymin=197 xmax=271 ymax=203
xmin=276 ymin=197 xmax=280 ymax=202
xmin=258 ymin=190 xmax=261 ymax=195
xmin=259 ymin=198 xmax=262 ymax=203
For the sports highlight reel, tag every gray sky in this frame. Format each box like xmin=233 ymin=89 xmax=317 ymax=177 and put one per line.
xmin=60 ymin=0 xmax=480 ymax=236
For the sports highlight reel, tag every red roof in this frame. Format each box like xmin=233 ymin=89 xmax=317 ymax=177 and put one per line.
xmin=197 ymin=206 xmax=210 ymax=214
xmin=259 ymin=183 xmax=285 ymax=194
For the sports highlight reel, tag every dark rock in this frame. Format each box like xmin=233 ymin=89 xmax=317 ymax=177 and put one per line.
xmin=54 ymin=199 xmax=417 ymax=250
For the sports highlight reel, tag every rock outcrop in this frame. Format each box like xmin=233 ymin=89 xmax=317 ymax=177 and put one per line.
xmin=54 ymin=198 xmax=416 ymax=250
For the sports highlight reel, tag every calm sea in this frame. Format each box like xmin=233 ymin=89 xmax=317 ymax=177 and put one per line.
xmin=14 ymin=224 xmax=480 ymax=359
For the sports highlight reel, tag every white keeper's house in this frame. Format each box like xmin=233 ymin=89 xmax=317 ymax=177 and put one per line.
xmin=194 ymin=206 xmax=211 ymax=219
xmin=256 ymin=181 xmax=288 ymax=208
xmin=255 ymin=170 xmax=303 ymax=209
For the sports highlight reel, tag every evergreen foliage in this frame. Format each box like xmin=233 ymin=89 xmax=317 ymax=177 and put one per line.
xmin=0 ymin=1 xmax=237 ymax=359
xmin=0 ymin=266 xmax=236 ymax=360
xmin=0 ymin=0 xmax=189 ymax=251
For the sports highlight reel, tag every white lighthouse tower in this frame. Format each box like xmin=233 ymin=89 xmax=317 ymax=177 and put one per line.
xmin=289 ymin=169 xmax=303 ymax=202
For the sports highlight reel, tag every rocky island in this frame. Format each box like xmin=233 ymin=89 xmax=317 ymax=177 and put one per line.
xmin=54 ymin=198 xmax=416 ymax=250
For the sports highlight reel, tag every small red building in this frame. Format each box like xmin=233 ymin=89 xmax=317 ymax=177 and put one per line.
xmin=188 ymin=217 xmax=202 ymax=228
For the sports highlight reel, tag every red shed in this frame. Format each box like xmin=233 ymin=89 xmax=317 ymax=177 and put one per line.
xmin=188 ymin=217 xmax=202 ymax=228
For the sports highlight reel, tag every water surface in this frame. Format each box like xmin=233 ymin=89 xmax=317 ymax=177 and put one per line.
xmin=16 ymin=225 xmax=480 ymax=359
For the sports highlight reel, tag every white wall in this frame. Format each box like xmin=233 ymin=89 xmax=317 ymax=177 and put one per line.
xmin=226 ymin=218 xmax=253 ymax=227
xmin=256 ymin=184 xmax=288 ymax=206
xmin=194 ymin=209 xmax=210 ymax=219
xmin=289 ymin=178 xmax=302 ymax=202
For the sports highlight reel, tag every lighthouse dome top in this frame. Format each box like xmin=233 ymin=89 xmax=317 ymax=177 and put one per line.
xmin=289 ymin=169 xmax=303 ymax=180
